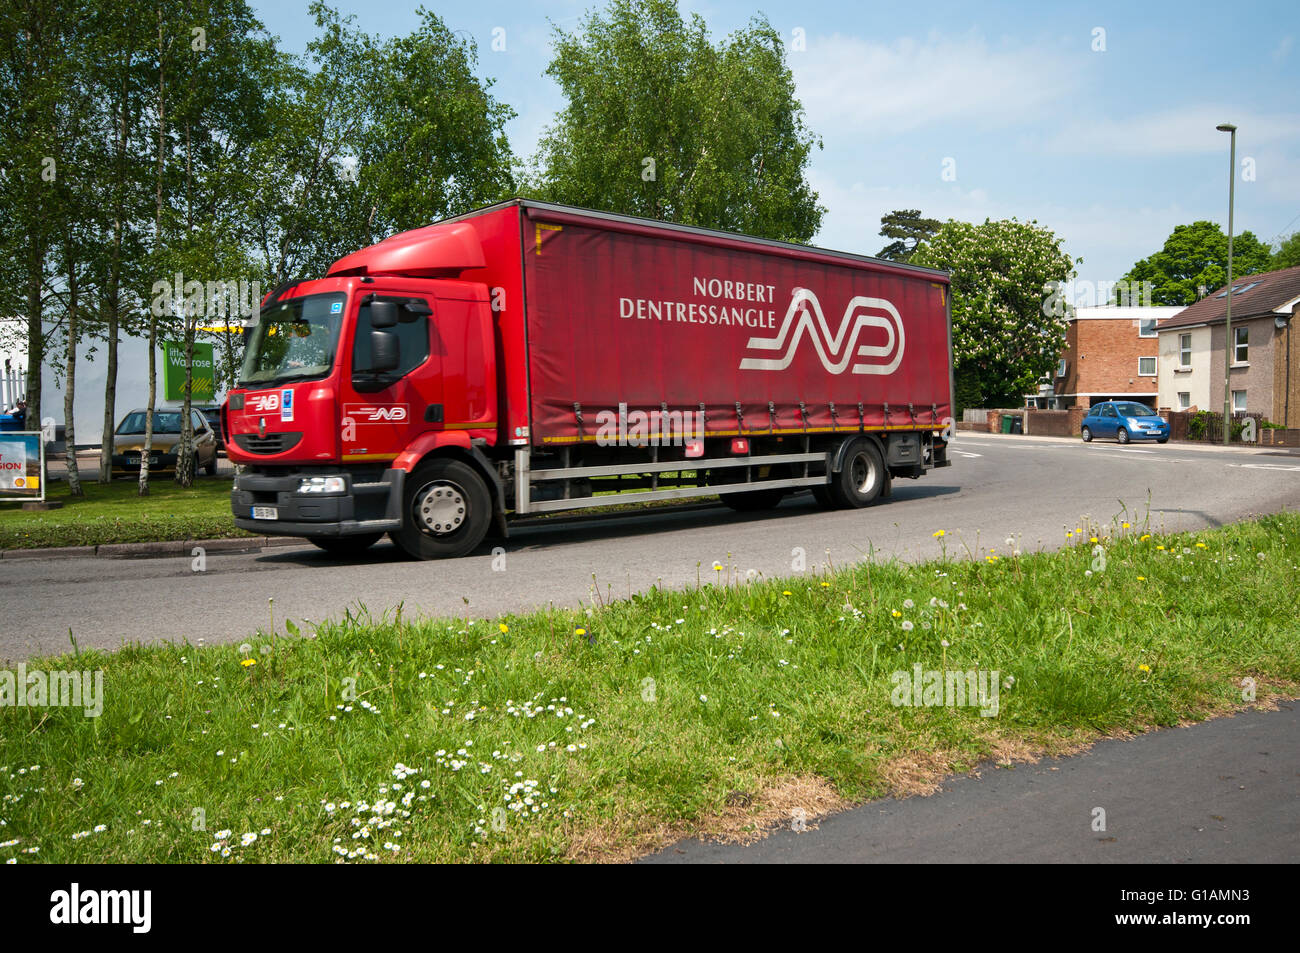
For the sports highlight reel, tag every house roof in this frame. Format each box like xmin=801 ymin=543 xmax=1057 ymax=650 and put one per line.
xmin=1157 ymin=264 xmax=1300 ymax=331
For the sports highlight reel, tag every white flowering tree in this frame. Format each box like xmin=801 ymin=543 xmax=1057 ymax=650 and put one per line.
xmin=912 ymin=218 xmax=1076 ymax=410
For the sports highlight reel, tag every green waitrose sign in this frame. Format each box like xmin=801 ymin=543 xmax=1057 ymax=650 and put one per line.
xmin=163 ymin=341 xmax=215 ymax=402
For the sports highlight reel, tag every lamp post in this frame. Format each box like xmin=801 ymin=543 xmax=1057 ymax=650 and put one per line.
xmin=1216 ymin=122 xmax=1236 ymax=445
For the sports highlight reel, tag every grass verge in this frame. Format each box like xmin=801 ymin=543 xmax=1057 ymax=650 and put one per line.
xmin=1 ymin=513 xmax=1297 ymax=863
xmin=0 ymin=477 xmax=249 ymax=550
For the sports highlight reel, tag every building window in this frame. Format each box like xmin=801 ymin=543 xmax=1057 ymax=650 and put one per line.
xmin=1138 ymin=317 xmax=1158 ymax=337
xmin=1179 ymin=333 xmax=1192 ymax=366
xmin=1138 ymin=356 xmax=1157 ymax=376
xmin=1056 ymin=358 xmax=1067 ymax=378
xmin=1233 ymin=326 xmax=1248 ymax=363
xmin=1232 ymin=389 xmax=1247 ymax=412
xmin=1177 ymin=392 xmax=1190 ymax=410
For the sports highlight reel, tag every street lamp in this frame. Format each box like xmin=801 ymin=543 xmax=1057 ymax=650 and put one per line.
xmin=1217 ymin=122 xmax=1236 ymax=445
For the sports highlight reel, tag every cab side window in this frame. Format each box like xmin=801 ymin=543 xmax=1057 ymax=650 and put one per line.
xmin=354 ymin=298 xmax=432 ymax=379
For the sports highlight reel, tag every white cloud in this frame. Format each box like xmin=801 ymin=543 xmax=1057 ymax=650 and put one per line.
xmin=790 ymin=30 xmax=1083 ymax=135
xmin=1042 ymin=106 xmax=1300 ymax=156
xmin=805 ymin=170 xmax=1193 ymax=286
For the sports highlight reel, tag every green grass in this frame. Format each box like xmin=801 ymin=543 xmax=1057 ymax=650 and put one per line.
xmin=0 ymin=477 xmax=249 ymax=550
xmin=2 ymin=513 xmax=1297 ymax=863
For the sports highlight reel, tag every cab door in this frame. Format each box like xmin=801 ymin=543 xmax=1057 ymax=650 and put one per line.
xmin=341 ymin=294 xmax=441 ymax=464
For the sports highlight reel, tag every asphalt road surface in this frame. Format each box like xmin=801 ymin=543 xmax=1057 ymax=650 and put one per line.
xmin=643 ymin=703 xmax=1300 ymax=863
xmin=2 ymin=433 xmax=1298 ymax=661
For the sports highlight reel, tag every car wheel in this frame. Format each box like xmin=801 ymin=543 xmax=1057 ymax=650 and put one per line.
xmin=1157 ymin=437 xmax=1169 ymax=444
xmin=831 ymin=439 xmax=885 ymax=508
xmin=391 ymin=458 xmax=491 ymax=559
xmin=310 ymin=533 xmax=383 ymax=557
xmin=1117 ymin=427 xmax=1130 ymax=445
xmin=203 ymin=452 xmax=217 ymax=476
xmin=1081 ymin=426 xmax=1092 ymax=443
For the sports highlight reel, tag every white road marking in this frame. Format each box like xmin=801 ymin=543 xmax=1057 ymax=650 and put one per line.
xmin=1227 ymin=463 xmax=1300 ymax=471
xmin=1113 ymin=448 xmax=1155 ymax=454
xmin=951 ymin=450 xmax=982 ymax=458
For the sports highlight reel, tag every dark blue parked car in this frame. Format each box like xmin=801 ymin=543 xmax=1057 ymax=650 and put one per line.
xmin=1081 ymin=401 xmax=1169 ymax=444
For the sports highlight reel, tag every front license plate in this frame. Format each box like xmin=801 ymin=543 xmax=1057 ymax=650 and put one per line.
xmin=251 ymin=505 xmax=278 ymax=520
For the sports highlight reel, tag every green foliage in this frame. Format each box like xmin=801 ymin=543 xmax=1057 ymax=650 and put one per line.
xmin=912 ymin=219 xmax=1076 ymax=408
xmin=877 ymin=209 xmax=941 ymax=261
xmin=532 ymin=0 xmax=823 ymax=242
xmin=1272 ymin=232 xmax=1300 ymax=271
xmin=1120 ymin=221 xmax=1273 ymax=306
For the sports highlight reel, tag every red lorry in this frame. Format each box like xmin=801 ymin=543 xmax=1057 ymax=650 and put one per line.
xmin=225 ymin=200 xmax=954 ymax=558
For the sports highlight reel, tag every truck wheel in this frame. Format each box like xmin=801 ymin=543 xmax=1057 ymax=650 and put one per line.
xmin=830 ymin=439 xmax=885 ymax=508
xmin=392 ymin=459 xmax=491 ymax=559
xmin=310 ymin=533 xmax=383 ymax=557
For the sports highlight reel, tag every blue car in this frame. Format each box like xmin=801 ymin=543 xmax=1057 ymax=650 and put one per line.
xmin=1081 ymin=401 xmax=1169 ymax=444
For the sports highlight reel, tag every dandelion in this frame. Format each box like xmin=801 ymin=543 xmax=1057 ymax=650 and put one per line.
xmin=241 ymin=659 xmax=256 ymax=668
xmin=901 ymin=620 xmax=914 ymax=632
xmin=932 ymin=529 xmax=945 ymax=538
xmin=782 ymin=590 xmax=793 ymax=596
xmin=1140 ymin=534 xmax=1151 ymax=540
xmin=1137 ymin=576 xmax=1146 ymax=582
xmin=1195 ymin=542 xmax=1207 ymax=549
xmin=1122 ymin=522 xmax=1131 ymax=529
xmin=1138 ymin=664 xmax=1151 ymax=673
xmin=499 ymin=623 xmax=509 ymax=634
xmin=238 ymin=643 xmax=252 ymax=655
xmin=903 ymin=599 xmax=914 ymax=609
xmin=891 ymin=610 xmax=902 ymax=618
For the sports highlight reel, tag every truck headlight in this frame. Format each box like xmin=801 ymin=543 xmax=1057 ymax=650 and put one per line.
xmin=298 ymin=477 xmax=346 ymax=494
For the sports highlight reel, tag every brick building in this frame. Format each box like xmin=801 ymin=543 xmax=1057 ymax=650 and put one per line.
xmin=1156 ymin=265 xmax=1300 ymax=427
xmin=1033 ymin=306 xmax=1183 ymax=410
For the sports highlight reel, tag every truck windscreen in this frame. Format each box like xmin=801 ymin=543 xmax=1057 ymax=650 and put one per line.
xmin=239 ymin=293 xmax=347 ymax=387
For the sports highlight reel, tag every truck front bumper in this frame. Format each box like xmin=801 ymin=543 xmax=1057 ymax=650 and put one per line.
xmin=231 ymin=468 xmax=405 ymax=537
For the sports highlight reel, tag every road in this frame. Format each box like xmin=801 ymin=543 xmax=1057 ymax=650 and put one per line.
xmin=643 ymin=702 xmax=1300 ymax=863
xmin=2 ymin=433 xmax=1297 ymax=661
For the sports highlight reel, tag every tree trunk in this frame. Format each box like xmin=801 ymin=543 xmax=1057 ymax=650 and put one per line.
xmin=23 ymin=238 xmax=43 ymax=434
xmin=141 ymin=17 xmax=164 ymax=498
xmin=63 ymin=242 xmax=83 ymax=497
xmin=100 ymin=58 xmax=129 ymax=484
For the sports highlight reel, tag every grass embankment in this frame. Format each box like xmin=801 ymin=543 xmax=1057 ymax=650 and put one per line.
xmin=1 ymin=513 xmax=1297 ymax=863
xmin=0 ymin=477 xmax=248 ymax=550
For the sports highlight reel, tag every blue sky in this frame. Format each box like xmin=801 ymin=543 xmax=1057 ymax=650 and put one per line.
xmin=251 ymin=0 xmax=1300 ymax=291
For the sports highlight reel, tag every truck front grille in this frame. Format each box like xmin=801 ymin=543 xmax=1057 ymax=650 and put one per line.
xmin=234 ymin=432 xmax=303 ymax=455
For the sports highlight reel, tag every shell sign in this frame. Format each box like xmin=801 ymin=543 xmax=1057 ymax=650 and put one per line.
xmin=0 ymin=433 xmax=43 ymax=501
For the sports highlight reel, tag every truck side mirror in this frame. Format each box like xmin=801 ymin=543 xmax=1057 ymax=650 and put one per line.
xmin=370 ymin=300 xmax=398 ymax=329
xmin=368 ymin=329 xmax=400 ymax=372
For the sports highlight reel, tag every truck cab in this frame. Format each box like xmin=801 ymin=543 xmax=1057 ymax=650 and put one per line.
xmin=226 ymin=272 xmax=500 ymax=557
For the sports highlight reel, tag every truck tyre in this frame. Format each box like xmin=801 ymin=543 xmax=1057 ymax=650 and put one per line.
xmin=392 ymin=458 xmax=491 ymax=559
xmin=310 ymin=533 xmax=383 ymax=557
xmin=830 ymin=439 xmax=885 ymax=508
